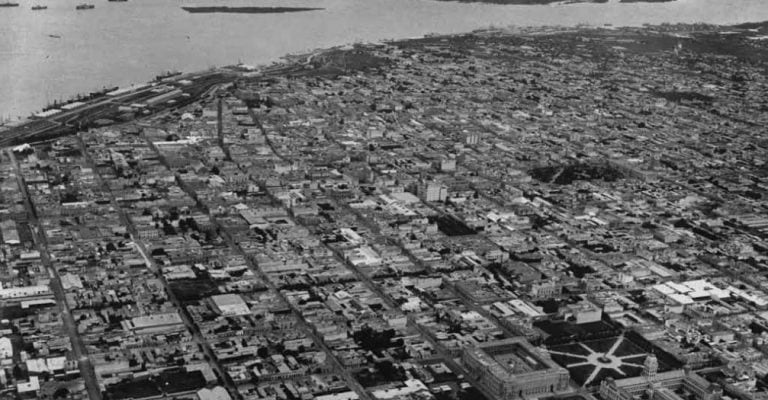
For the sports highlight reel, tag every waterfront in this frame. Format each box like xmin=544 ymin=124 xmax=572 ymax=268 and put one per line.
xmin=2 ymin=0 xmax=768 ymax=119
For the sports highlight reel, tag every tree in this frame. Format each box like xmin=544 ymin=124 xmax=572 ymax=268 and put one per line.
xmin=53 ymin=388 xmax=69 ymax=399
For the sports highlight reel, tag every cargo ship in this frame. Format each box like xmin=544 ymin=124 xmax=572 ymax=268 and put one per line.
xmin=0 ymin=2 xmax=20 ymax=7
xmin=31 ymin=5 xmax=48 ymax=9
xmin=75 ymin=3 xmax=95 ymax=9
xmin=154 ymin=70 xmax=182 ymax=81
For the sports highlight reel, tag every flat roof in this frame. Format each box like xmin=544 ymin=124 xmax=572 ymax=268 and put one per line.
xmin=211 ymin=293 xmax=247 ymax=307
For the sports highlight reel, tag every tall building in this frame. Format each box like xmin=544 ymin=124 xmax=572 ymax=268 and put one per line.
xmin=416 ymin=180 xmax=448 ymax=202
xmin=462 ymin=337 xmax=570 ymax=399
xmin=643 ymin=354 xmax=659 ymax=380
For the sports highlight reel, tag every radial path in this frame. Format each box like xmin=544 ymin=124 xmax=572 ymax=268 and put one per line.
xmin=546 ymin=335 xmax=648 ymax=386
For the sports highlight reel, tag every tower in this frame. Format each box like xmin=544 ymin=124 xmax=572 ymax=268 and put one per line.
xmin=642 ymin=354 xmax=658 ymax=381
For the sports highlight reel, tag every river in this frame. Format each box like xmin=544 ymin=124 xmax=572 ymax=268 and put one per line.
xmin=1 ymin=0 xmax=768 ymax=119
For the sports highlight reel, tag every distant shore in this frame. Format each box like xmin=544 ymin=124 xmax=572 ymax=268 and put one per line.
xmin=620 ymin=0 xmax=674 ymax=3
xmin=428 ymin=0 xmax=599 ymax=4
xmin=431 ymin=0 xmax=676 ymax=5
xmin=2 ymin=0 xmax=763 ymax=120
xmin=181 ymin=6 xmax=323 ymax=14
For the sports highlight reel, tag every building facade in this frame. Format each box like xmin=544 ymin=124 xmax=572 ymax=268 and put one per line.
xmin=600 ymin=355 xmax=721 ymax=400
xmin=462 ymin=337 xmax=570 ymax=399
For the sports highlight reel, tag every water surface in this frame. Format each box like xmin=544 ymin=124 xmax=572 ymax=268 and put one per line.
xmin=2 ymin=0 xmax=768 ymax=118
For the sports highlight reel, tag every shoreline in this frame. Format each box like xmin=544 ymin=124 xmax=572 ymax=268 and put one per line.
xmin=428 ymin=0 xmax=674 ymax=5
xmin=4 ymin=0 xmax=768 ymax=121
xmin=2 ymin=20 xmax=767 ymax=134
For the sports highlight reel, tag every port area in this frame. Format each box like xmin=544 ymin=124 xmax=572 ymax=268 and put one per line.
xmin=0 ymin=71 xmax=234 ymax=147
xmin=0 ymin=43 xmax=384 ymax=147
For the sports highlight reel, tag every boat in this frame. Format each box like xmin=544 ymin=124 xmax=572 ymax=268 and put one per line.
xmin=32 ymin=5 xmax=48 ymax=9
xmin=155 ymin=70 xmax=182 ymax=81
xmin=75 ymin=3 xmax=94 ymax=9
xmin=0 ymin=2 xmax=20 ymax=7
xmin=48 ymin=34 xmax=61 ymax=38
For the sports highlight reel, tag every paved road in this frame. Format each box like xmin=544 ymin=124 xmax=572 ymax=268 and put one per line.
xmin=73 ymin=135 xmax=242 ymax=400
xmin=244 ymin=102 xmax=568 ymax=398
xmin=137 ymin=107 xmax=376 ymax=400
xmin=242 ymin=105 xmax=503 ymax=400
xmin=7 ymin=149 xmax=103 ymax=400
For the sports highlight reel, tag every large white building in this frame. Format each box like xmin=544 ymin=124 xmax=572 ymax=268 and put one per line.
xmin=121 ymin=312 xmax=185 ymax=334
xmin=0 ymin=337 xmax=11 ymax=359
xmin=211 ymin=294 xmax=250 ymax=316
xmin=0 ymin=220 xmax=19 ymax=245
xmin=463 ymin=337 xmax=570 ymax=399
xmin=0 ymin=285 xmax=52 ymax=301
